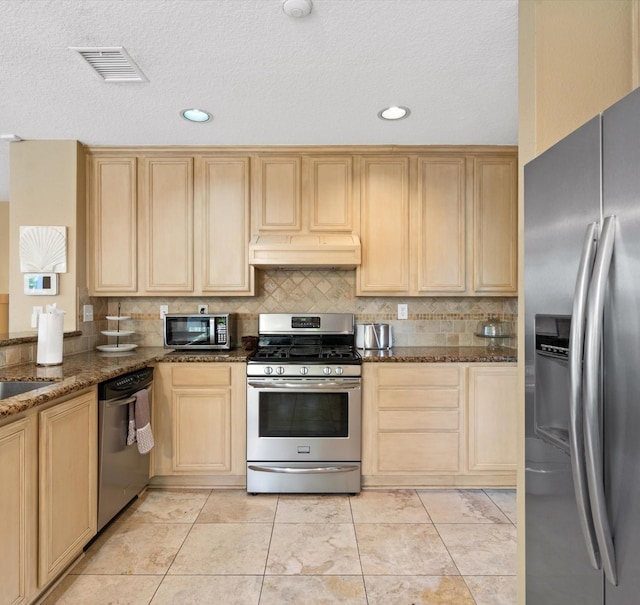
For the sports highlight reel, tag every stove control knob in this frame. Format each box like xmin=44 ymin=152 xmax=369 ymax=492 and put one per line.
xmin=323 ymin=367 xmax=332 ymax=375
xmin=275 ymin=366 xmax=285 ymax=375
xmin=299 ymin=366 xmax=309 ymax=375
xmin=264 ymin=366 xmax=273 ymax=375
xmin=335 ymin=367 xmax=344 ymax=375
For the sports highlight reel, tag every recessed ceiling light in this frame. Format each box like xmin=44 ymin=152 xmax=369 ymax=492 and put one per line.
xmin=378 ymin=106 xmax=411 ymax=121
xmin=181 ymin=109 xmax=212 ymax=123
xmin=282 ymin=0 xmax=313 ymax=18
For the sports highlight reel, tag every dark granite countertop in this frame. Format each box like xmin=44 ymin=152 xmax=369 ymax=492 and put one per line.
xmin=0 ymin=347 xmax=251 ymax=419
xmin=0 ymin=330 xmax=83 ymax=347
xmin=359 ymin=345 xmax=517 ymax=363
xmin=0 ymin=345 xmax=516 ymax=420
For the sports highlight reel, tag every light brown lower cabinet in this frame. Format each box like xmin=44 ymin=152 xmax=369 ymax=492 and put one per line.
xmin=467 ymin=365 xmax=518 ymax=473
xmin=0 ymin=415 xmax=38 ymax=605
xmin=0 ymin=388 xmax=98 ymax=605
xmin=151 ymin=363 xmax=246 ymax=487
xmin=38 ymin=389 xmax=97 ymax=586
xmin=362 ymin=362 xmax=516 ymax=487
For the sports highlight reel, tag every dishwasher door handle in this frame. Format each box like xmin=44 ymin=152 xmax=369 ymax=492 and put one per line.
xmin=104 ymin=395 xmax=136 ymax=408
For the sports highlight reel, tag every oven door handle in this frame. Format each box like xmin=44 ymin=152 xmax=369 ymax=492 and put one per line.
xmin=247 ymin=380 xmax=361 ymax=390
xmin=248 ymin=465 xmax=359 ymax=474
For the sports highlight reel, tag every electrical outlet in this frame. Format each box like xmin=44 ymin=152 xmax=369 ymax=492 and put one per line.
xmin=31 ymin=306 xmax=43 ymax=328
xmin=82 ymin=304 xmax=94 ymax=322
xmin=198 ymin=304 xmax=209 ymax=315
xmin=397 ymin=303 xmax=408 ymax=320
xmin=159 ymin=304 xmax=169 ymax=319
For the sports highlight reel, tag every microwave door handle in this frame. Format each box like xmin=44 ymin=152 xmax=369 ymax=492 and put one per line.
xmin=209 ymin=318 xmax=215 ymax=346
xmin=584 ymin=215 xmax=617 ymax=586
xmin=568 ymin=221 xmax=601 ymax=570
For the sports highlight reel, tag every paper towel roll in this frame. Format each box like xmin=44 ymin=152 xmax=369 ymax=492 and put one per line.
xmin=37 ymin=311 xmax=65 ymax=366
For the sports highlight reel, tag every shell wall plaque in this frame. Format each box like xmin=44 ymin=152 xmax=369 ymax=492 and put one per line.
xmin=19 ymin=226 xmax=67 ymax=273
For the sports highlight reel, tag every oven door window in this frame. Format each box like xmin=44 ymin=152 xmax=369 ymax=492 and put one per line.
xmin=258 ymin=391 xmax=349 ymax=438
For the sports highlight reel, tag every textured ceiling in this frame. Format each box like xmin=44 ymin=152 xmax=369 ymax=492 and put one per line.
xmin=0 ymin=0 xmax=518 ymax=201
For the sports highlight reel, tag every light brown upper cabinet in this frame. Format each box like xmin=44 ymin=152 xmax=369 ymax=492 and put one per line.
xmin=306 ymin=156 xmax=355 ymax=232
xmin=415 ymin=156 xmax=467 ymax=293
xmin=139 ymin=157 xmax=194 ymax=293
xmin=87 ymin=151 xmax=254 ymax=296
xmin=252 ymin=156 xmax=302 ymax=232
xmin=358 ymin=156 xmax=411 ymax=294
xmin=195 ymin=157 xmax=254 ymax=294
xmin=472 ymin=155 xmax=518 ymax=293
xmin=87 ymin=156 xmax=138 ymax=294
xmin=87 ymin=146 xmax=514 ymax=297
xmin=357 ymin=149 xmax=517 ymax=296
xmin=252 ymin=154 xmax=355 ymax=234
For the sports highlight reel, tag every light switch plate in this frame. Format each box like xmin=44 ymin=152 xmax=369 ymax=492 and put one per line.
xmin=160 ymin=304 xmax=169 ymax=319
xmin=397 ymin=303 xmax=408 ymax=320
xmin=198 ymin=304 xmax=209 ymax=315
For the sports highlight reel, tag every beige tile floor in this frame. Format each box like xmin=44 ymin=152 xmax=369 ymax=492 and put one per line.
xmin=42 ymin=488 xmax=517 ymax=605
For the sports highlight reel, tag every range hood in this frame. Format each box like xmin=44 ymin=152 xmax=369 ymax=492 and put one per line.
xmin=248 ymin=234 xmax=361 ymax=269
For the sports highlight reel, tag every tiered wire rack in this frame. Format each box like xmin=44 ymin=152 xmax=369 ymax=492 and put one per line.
xmin=96 ymin=303 xmax=137 ymax=352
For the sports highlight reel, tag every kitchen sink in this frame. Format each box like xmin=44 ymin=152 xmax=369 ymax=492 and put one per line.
xmin=0 ymin=381 xmax=55 ymax=400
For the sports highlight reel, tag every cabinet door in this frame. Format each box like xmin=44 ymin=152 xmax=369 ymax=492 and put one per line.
xmin=307 ymin=156 xmax=354 ymax=232
xmin=87 ymin=156 xmax=137 ymax=294
xmin=467 ymin=365 xmax=517 ymax=472
xmin=140 ymin=157 xmax=194 ymax=292
xmin=363 ymin=364 xmax=462 ymax=478
xmin=416 ymin=156 xmax=467 ymax=293
xmin=252 ymin=156 xmax=301 ymax=232
xmin=39 ymin=390 xmax=97 ymax=585
xmin=196 ymin=157 xmax=254 ymax=294
xmin=358 ymin=157 xmax=411 ymax=294
xmin=172 ymin=388 xmax=231 ymax=472
xmin=0 ymin=416 xmax=37 ymax=605
xmin=153 ymin=364 xmax=246 ymax=479
xmin=472 ymin=155 xmax=518 ymax=293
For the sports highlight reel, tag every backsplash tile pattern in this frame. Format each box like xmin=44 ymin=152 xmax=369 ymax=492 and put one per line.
xmin=107 ymin=270 xmax=518 ymax=349
xmin=0 ymin=271 xmax=517 ymax=368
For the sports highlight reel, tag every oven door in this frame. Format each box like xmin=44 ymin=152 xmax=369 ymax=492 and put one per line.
xmin=246 ymin=376 xmax=361 ymax=463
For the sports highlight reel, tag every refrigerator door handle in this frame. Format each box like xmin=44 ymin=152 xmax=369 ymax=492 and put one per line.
xmin=584 ymin=214 xmax=617 ymax=586
xmin=569 ymin=221 xmax=601 ymax=570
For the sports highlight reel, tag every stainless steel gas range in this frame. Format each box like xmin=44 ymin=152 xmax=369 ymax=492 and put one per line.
xmin=246 ymin=313 xmax=362 ymax=494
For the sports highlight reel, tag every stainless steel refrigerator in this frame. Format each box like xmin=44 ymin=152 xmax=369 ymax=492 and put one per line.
xmin=525 ymin=87 xmax=640 ymax=604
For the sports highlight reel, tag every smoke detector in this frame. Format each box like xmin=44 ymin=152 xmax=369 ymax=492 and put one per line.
xmin=282 ymin=0 xmax=312 ymax=18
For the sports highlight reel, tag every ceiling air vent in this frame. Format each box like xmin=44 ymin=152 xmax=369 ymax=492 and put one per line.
xmin=69 ymin=46 xmax=148 ymax=82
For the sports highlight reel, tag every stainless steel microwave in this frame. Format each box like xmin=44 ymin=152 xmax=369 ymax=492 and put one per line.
xmin=163 ymin=314 xmax=234 ymax=350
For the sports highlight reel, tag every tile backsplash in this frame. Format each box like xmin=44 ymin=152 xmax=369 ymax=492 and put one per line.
xmin=105 ymin=270 xmax=517 ymax=349
xmin=0 ymin=271 xmax=516 ymax=368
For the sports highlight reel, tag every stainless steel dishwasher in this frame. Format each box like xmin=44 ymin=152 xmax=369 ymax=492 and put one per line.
xmin=97 ymin=366 xmax=153 ymax=531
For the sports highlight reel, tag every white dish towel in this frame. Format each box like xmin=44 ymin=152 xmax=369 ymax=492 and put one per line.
xmin=126 ymin=388 xmax=154 ymax=454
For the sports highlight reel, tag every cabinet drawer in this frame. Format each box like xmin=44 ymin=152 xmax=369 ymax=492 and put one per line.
xmin=377 ymin=365 xmax=460 ymax=387
xmin=377 ymin=432 xmax=459 ymax=473
xmin=378 ymin=388 xmax=459 ymax=408
xmin=379 ymin=410 xmax=459 ymax=431
xmin=171 ymin=365 xmax=231 ymax=387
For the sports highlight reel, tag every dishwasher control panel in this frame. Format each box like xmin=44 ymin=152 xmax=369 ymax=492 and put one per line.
xmin=99 ymin=367 xmax=154 ymax=400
